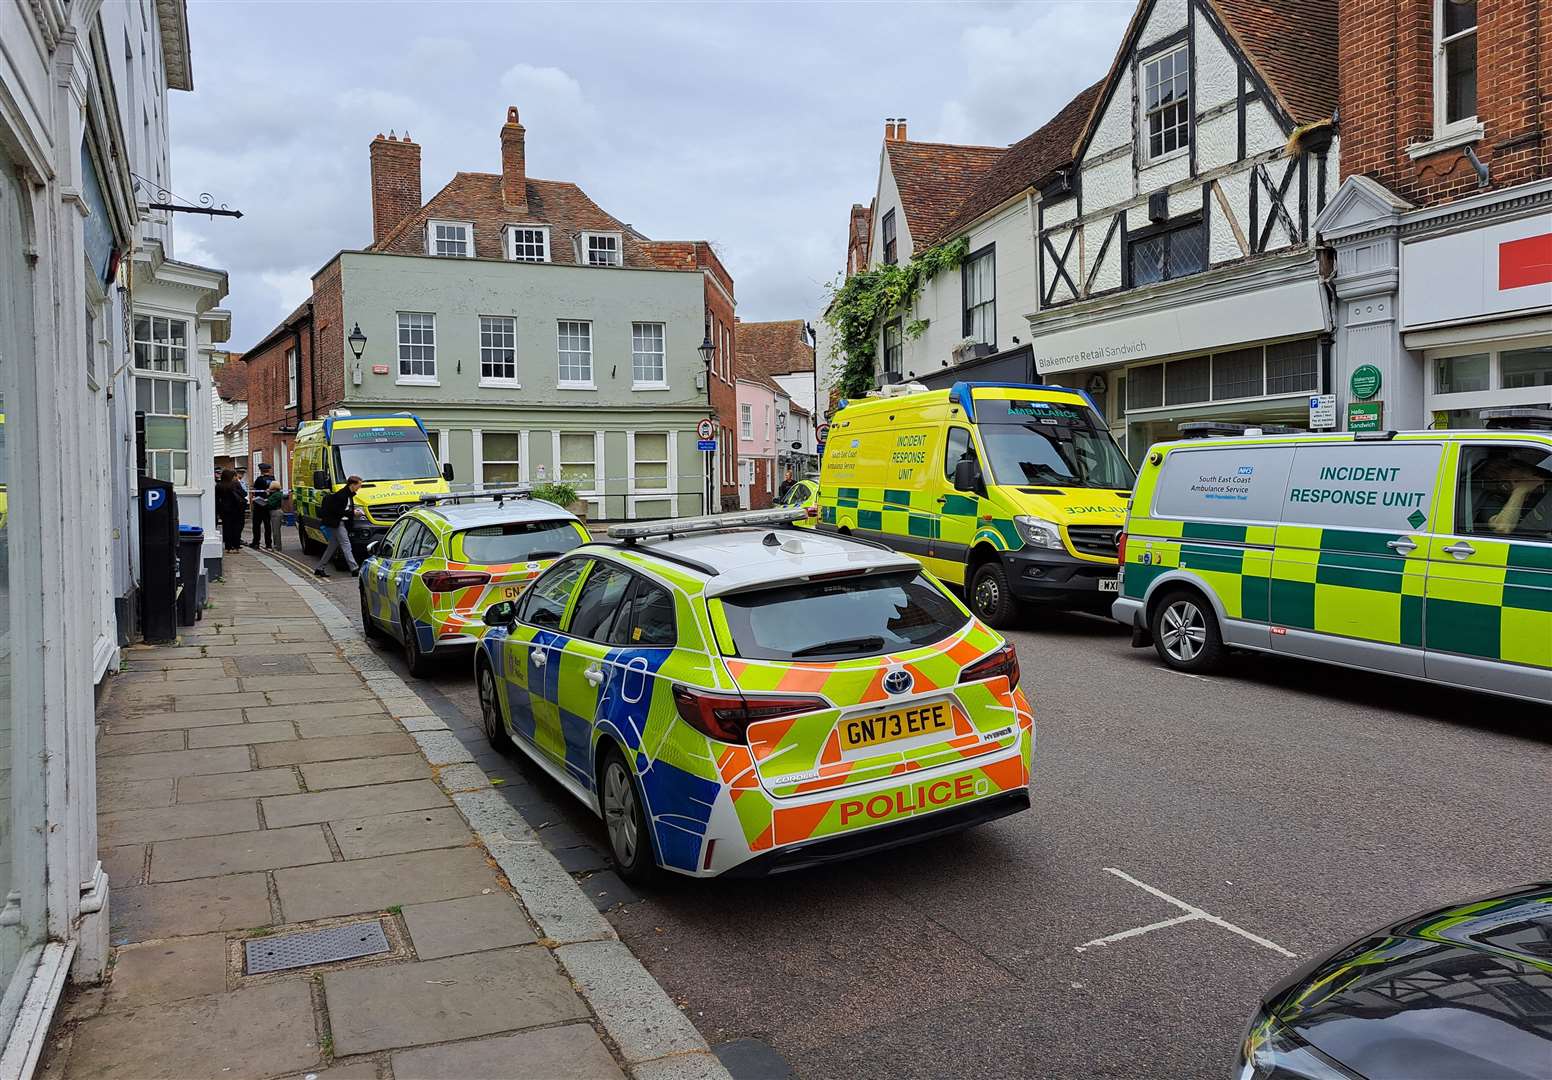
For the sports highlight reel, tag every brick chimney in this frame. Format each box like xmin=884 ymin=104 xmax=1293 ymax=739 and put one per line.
xmin=895 ymin=118 xmax=908 ymax=141
xmin=884 ymin=118 xmax=896 ymax=141
xmin=501 ymin=106 xmax=527 ymax=210
xmin=369 ymin=131 xmax=422 ymax=245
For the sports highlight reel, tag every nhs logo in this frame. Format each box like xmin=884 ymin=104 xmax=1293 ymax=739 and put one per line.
xmin=1237 ymin=466 xmax=1255 ymax=476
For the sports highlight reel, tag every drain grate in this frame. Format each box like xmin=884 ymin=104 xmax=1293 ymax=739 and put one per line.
xmin=245 ymin=920 xmax=390 ymax=974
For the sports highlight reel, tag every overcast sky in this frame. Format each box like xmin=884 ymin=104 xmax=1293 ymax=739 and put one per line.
xmin=170 ymin=1 xmax=1133 ymax=349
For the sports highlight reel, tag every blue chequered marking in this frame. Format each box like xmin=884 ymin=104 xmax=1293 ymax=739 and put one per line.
xmin=529 ymin=630 xmax=565 ymax=704
xmin=638 ymin=760 xmax=720 ymax=873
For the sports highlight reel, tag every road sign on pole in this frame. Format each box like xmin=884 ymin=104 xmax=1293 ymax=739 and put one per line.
xmin=816 ymin=423 xmax=829 ymax=443
xmin=696 ymin=418 xmax=715 ymax=440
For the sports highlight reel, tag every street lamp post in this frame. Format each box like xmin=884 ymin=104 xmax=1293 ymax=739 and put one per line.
xmin=698 ymin=332 xmax=716 ymax=515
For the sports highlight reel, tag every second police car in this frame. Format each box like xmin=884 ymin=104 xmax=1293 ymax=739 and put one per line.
xmin=359 ymin=488 xmax=591 ymax=675
xmin=473 ymin=508 xmax=1033 ymax=880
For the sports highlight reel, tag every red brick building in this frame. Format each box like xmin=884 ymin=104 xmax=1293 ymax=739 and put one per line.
xmin=1318 ymin=0 xmax=1550 ymax=430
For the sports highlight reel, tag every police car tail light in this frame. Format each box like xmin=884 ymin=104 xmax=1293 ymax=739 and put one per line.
xmin=671 ymin=685 xmax=824 ymax=744
xmin=961 ymin=644 xmax=1020 ymax=688
xmin=423 ymin=570 xmax=492 ymax=593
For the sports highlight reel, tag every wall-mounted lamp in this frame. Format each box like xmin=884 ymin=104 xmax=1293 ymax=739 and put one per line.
xmin=347 ymin=323 xmax=368 ymax=360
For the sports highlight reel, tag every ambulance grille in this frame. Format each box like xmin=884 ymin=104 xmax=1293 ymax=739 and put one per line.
xmin=368 ymin=502 xmax=414 ymax=523
xmin=1066 ymin=525 xmax=1121 ymax=559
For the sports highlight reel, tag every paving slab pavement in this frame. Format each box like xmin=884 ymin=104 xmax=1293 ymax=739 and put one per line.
xmin=47 ymin=550 xmax=729 ymax=1080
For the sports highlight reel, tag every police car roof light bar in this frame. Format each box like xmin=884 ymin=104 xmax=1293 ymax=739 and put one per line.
xmin=607 ymin=507 xmax=807 ymax=543
xmin=418 ymin=486 xmax=532 ymax=506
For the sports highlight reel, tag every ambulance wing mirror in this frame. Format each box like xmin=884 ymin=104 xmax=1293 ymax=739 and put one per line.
xmin=313 ymin=469 xmax=330 ymax=490
xmin=483 ymin=600 xmax=518 ymax=627
xmin=442 ymin=462 xmax=455 ymax=482
xmin=953 ymin=458 xmax=982 ymax=493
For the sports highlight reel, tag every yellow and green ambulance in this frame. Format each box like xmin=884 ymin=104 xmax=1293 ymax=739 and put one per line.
xmin=291 ymin=412 xmax=452 ymax=559
xmin=1114 ymin=424 xmax=1552 ymax=702
xmin=474 ymin=508 xmax=1033 ymax=880
xmin=817 ymin=382 xmax=1134 ymax=626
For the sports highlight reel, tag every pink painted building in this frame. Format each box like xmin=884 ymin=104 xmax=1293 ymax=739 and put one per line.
xmin=734 ymin=376 xmax=779 ymax=509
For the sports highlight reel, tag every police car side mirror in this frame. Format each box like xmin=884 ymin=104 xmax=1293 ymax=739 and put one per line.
xmin=364 ymin=540 xmax=383 ymax=557
xmin=313 ymin=469 xmax=329 ymax=490
xmin=442 ymin=462 xmax=455 ymax=482
xmin=953 ymin=458 xmax=981 ymax=493
xmin=483 ymin=601 xmax=517 ymax=627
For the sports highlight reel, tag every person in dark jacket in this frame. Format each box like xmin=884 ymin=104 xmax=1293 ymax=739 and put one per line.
xmin=215 ymin=469 xmax=246 ymax=552
xmin=313 ymin=475 xmax=363 ymax=578
xmin=249 ymin=462 xmax=276 ymax=549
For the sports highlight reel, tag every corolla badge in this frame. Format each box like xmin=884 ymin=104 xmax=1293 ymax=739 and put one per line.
xmin=883 ymin=669 xmax=914 ymax=695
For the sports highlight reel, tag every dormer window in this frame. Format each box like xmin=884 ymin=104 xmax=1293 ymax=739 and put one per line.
xmin=1141 ymin=46 xmax=1189 ymax=161
xmin=428 ymin=220 xmax=473 ymax=258
xmin=580 ymin=231 xmax=622 ymax=267
xmin=505 ymin=225 xmax=550 ymax=263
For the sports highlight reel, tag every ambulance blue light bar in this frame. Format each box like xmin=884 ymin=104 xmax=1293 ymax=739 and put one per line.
xmin=949 ymin=381 xmax=1099 ymax=421
xmin=608 ymin=508 xmax=807 ymax=542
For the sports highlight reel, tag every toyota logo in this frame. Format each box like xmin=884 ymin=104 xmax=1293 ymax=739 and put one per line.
xmin=883 ymin=669 xmax=914 ymax=695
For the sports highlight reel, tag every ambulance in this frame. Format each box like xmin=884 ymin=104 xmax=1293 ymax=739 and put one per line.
xmin=1113 ymin=416 xmax=1552 ymax=703
xmin=291 ymin=412 xmax=452 ymax=558
xmin=817 ymin=382 xmax=1135 ymax=626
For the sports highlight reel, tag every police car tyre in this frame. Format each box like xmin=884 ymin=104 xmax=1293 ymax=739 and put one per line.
xmin=401 ymin=605 xmax=433 ymax=677
xmin=476 ymin=658 xmax=514 ymax=754
xmin=599 ymin=744 xmax=664 ymax=886
xmin=1149 ymin=588 xmax=1224 ymax=672
xmin=969 ymin=561 xmax=1019 ymax=629
xmin=359 ymin=584 xmax=385 ymax=641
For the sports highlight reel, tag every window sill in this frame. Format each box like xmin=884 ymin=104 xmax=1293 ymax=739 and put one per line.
xmin=479 ymin=379 xmax=522 ymax=389
xmin=1140 ymin=145 xmax=1188 ymax=169
xmin=557 ymin=382 xmax=597 ymax=391
xmin=285 ymin=400 xmax=297 ymax=409
xmin=631 ymin=383 xmax=671 ymax=392
xmin=396 ymin=377 xmax=440 ymax=387
xmin=1407 ymin=122 xmax=1484 ymax=159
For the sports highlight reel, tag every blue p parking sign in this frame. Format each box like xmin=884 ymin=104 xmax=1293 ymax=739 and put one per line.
xmin=143 ymin=488 xmax=167 ymax=512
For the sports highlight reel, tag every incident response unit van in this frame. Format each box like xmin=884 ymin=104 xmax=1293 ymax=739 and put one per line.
xmin=817 ymin=382 xmax=1135 ymax=627
xmin=1113 ymin=424 xmax=1552 ymax=703
xmin=291 ymin=412 xmax=453 ymax=557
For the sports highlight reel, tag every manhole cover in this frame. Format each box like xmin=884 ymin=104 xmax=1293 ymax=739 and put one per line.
xmin=245 ymin=920 xmax=390 ymax=974
xmin=234 ymin=654 xmax=311 ymax=675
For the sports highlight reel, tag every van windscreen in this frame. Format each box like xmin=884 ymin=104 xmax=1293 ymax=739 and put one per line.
xmin=975 ymin=400 xmax=1134 ymax=489
xmin=334 ymin=441 xmax=439 ymax=482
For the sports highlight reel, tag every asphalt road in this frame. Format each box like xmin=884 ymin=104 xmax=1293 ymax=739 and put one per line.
xmin=266 ymin=544 xmax=1552 ymax=1080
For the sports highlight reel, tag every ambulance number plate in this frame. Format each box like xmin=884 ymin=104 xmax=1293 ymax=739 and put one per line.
xmin=839 ymin=702 xmax=951 ymax=753
xmin=1097 ymin=577 xmax=1120 ymax=593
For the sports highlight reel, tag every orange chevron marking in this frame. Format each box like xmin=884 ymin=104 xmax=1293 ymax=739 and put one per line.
xmin=750 ymin=823 xmax=774 ymax=851
xmin=777 ymin=665 xmax=836 ymax=693
xmin=946 ymin=637 xmax=985 ymax=665
xmin=774 ymin=801 xmax=833 ymax=844
xmin=818 ymin=728 xmax=841 ymax=765
xmin=978 ymin=755 xmax=1026 ymax=792
xmin=748 ymin=717 xmax=798 ymax=761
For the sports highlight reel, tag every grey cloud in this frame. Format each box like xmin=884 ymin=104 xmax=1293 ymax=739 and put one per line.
xmin=171 ymin=1 xmax=1117 ymax=347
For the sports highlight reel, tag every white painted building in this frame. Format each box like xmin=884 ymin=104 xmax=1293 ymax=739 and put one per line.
xmin=1026 ymin=0 xmax=1340 ymax=460
xmin=211 ymin=352 xmax=249 ymax=469
xmin=0 ymin=1 xmax=228 ymax=1070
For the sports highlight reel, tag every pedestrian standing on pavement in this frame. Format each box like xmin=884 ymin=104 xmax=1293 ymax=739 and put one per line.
xmin=777 ymin=468 xmax=795 ymax=501
xmin=249 ymin=462 xmax=276 ymax=549
xmin=314 ymin=475 xmax=362 ymax=578
xmin=215 ymin=469 xmax=246 ymax=553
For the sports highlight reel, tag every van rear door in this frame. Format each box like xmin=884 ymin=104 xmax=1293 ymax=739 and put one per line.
xmin=1269 ymin=440 xmax=1444 ymax=676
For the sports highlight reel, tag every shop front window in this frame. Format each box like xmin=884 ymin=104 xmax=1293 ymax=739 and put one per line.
xmin=482 ymin=432 xmax=521 ymax=485
xmin=136 ymin=375 xmax=190 ymax=486
xmin=1500 ymin=346 xmax=1552 ymax=389
xmin=1264 ymin=340 xmax=1318 ymax=395
xmin=1164 ymin=356 xmax=1210 ymax=405
xmin=1435 ymin=353 xmax=1490 ymax=394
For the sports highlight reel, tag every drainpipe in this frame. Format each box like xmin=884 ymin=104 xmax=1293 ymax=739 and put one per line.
xmin=306 ymin=302 xmax=317 ymax=420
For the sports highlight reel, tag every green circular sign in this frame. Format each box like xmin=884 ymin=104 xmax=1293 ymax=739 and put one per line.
xmin=1350 ymin=364 xmax=1382 ymax=400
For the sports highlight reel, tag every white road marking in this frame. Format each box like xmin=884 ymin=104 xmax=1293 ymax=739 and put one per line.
xmin=1075 ymin=867 xmax=1296 ymax=959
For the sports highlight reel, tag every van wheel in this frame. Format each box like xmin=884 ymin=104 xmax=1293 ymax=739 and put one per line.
xmin=598 ymin=744 xmax=664 ymax=886
xmin=401 ymin=605 xmax=432 ymax=677
xmin=1150 ymin=589 xmax=1224 ymax=672
xmin=969 ymin=561 xmax=1019 ymax=629
xmin=299 ymin=524 xmax=322 ymax=556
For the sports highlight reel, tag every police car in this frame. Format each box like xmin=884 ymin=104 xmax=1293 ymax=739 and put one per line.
xmin=473 ymin=508 xmax=1033 ymax=880
xmin=359 ymin=488 xmax=590 ymax=675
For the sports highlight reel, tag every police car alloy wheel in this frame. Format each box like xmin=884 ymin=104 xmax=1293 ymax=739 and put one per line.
xmin=401 ymin=605 xmax=432 ymax=677
xmin=600 ymin=748 xmax=660 ymax=884
xmin=359 ymin=584 xmax=385 ymax=642
xmin=477 ymin=661 xmax=514 ymax=754
xmin=1150 ymin=590 xmax=1224 ymax=672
